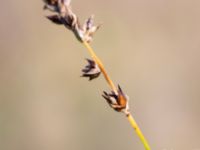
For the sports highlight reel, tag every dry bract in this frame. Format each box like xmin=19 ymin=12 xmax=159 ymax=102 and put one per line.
xmin=43 ymin=0 xmax=100 ymax=43
xmin=82 ymin=59 xmax=101 ymax=81
xmin=102 ymin=85 xmax=129 ymax=114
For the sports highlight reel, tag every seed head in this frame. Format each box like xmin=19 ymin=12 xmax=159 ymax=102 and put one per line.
xmin=43 ymin=0 xmax=100 ymax=43
xmin=102 ymin=85 xmax=129 ymax=114
xmin=81 ymin=59 xmax=101 ymax=81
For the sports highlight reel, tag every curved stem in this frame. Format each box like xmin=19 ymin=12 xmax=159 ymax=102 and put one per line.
xmin=127 ymin=113 xmax=151 ymax=150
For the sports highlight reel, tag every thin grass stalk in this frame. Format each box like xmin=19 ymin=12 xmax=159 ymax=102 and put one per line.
xmin=82 ymin=41 xmax=151 ymax=150
xmin=82 ymin=41 xmax=117 ymax=93
xmin=127 ymin=113 xmax=151 ymax=150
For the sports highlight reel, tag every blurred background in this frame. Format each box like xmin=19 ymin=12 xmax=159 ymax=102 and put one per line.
xmin=0 ymin=0 xmax=200 ymax=150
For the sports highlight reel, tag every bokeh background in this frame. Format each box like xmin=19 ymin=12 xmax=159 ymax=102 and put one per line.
xmin=0 ymin=0 xmax=200 ymax=150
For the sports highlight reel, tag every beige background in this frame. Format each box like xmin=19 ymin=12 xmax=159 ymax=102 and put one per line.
xmin=0 ymin=0 xmax=200 ymax=150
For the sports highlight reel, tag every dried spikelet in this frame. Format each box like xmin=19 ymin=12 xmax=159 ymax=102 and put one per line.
xmin=81 ymin=59 xmax=101 ymax=81
xmin=43 ymin=0 xmax=100 ymax=43
xmin=102 ymin=85 xmax=129 ymax=115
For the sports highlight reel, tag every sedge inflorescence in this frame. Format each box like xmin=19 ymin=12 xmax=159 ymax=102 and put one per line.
xmin=42 ymin=1 xmax=152 ymax=150
xmin=43 ymin=0 xmax=130 ymax=115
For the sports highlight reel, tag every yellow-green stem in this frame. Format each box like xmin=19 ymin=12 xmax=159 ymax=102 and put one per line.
xmin=127 ymin=113 xmax=151 ymax=150
xmin=82 ymin=41 xmax=151 ymax=150
xmin=83 ymin=41 xmax=117 ymax=93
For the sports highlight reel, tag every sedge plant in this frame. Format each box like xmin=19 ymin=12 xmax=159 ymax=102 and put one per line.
xmin=42 ymin=0 xmax=151 ymax=150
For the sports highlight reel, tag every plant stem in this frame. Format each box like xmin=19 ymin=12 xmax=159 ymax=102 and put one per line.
xmin=82 ymin=41 xmax=117 ymax=93
xmin=127 ymin=113 xmax=151 ymax=150
xmin=82 ymin=40 xmax=151 ymax=150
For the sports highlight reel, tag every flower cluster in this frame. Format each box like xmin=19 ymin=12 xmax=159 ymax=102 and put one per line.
xmin=81 ymin=59 xmax=101 ymax=81
xmin=102 ymin=85 xmax=129 ymax=114
xmin=43 ymin=0 xmax=100 ymax=43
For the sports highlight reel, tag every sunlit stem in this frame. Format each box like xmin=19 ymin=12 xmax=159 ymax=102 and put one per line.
xmin=82 ymin=41 xmax=151 ymax=150
xmin=127 ymin=113 xmax=151 ymax=150
xmin=82 ymin=41 xmax=117 ymax=93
